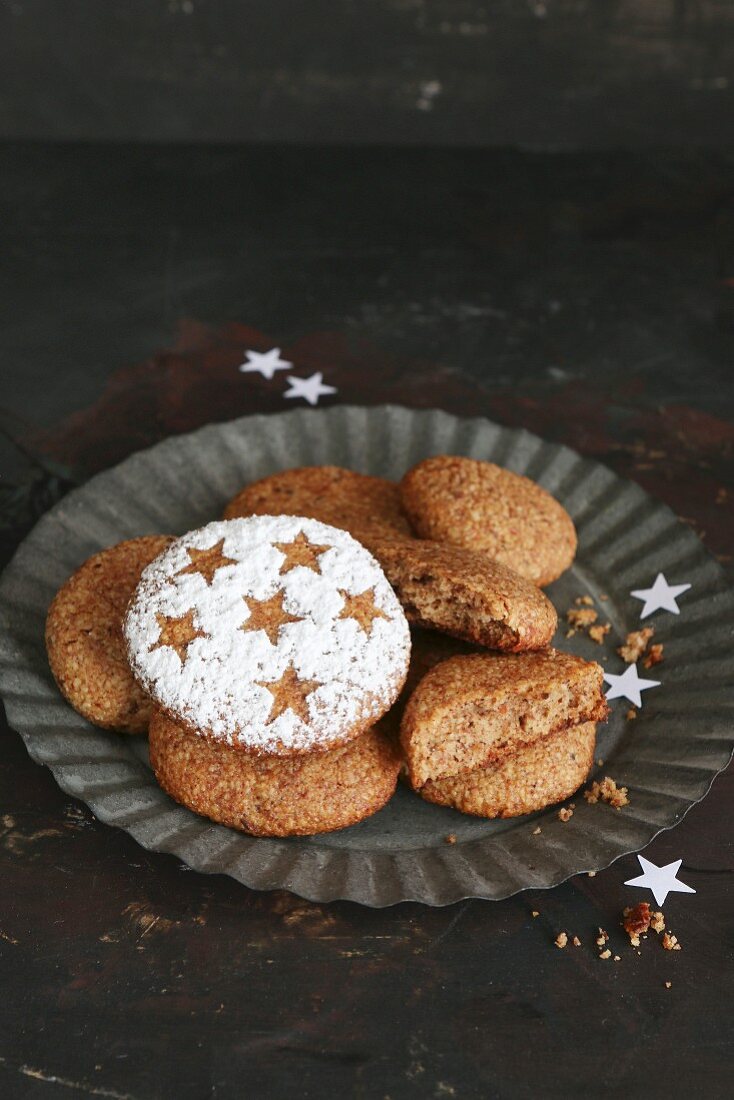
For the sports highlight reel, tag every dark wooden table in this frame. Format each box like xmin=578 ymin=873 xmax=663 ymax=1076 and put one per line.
xmin=2 ymin=143 xmax=733 ymax=1099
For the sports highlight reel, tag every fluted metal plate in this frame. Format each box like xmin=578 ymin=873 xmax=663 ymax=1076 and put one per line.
xmin=1 ymin=406 xmax=733 ymax=906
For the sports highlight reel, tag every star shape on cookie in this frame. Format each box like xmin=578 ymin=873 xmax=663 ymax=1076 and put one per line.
xmin=175 ymin=538 xmax=238 ymax=585
xmin=624 ymin=855 xmax=696 ymax=907
xmin=603 ymin=663 xmax=660 ymax=707
xmin=238 ymin=347 xmax=292 ymax=380
xmin=240 ymin=591 xmax=304 ymax=646
xmin=257 ymin=664 xmax=320 ymax=724
xmin=283 ymin=371 xmax=337 ymax=406
xmin=338 ymin=588 xmax=390 ymax=636
xmin=273 ymin=531 xmax=331 ymax=575
xmin=148 ymin=610 xmax=207 ymax=665
xmin=631 ymin=573 xmax=692 ymax=619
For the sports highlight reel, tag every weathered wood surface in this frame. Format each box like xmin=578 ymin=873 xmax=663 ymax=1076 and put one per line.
xmin=1 ymin=143 xmax=733 ymax=1099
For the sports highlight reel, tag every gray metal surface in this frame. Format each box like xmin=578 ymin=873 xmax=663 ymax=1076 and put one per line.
xmin=1 ymin=405 xmax=732 ymax=905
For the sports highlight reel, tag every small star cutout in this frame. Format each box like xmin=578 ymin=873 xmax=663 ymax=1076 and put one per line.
xmin=624 ymin=855 xmax=696 ymax=907
xmin=240 ymin=591 xmax=304 ymax=646
xmin=148 ymin=610 xmax=207 ymax=665
xmin=238 ymin=347 xmax=292 ymax=380
xmin=283 ymin=371 xmax=337 ymax=406
xmin=175 ymin=539 xmax=237 ymax=586
xmin=338 ymin=588 xmax=390 ymax=636
xmin=603 ymin=664 xmax=660 ymax=707
xmin=273 ymin=531 xmax=330 ymax=575
xmin=631 ymin=572 xmax=692 ymax=619
xmin=257 ymin=664 xmax=320 ymax=724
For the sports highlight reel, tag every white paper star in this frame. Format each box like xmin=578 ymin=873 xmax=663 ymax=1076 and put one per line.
xmin=238 ymin=348 xmax=292 ymax=380
xmin=603 ymin=663 xmax=660 ymax=707
xmin=630 ymin=572 xmax=692 ymax=619
xmin=624 ymin=855 xmax=696 ymax=907
xmin=283 ymin=372 xmax=338 ymax=406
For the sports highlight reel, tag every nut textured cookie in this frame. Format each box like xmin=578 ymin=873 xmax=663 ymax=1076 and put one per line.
xmin=400 ymin=455 xmax=577 ymax=587
xmin=363 ymin=536 xmax=557 ymax=651
xmin=150 ymin=709 xmax=401 ymax=836
xmin=422 ymin=722 xmax=596 ymax=818
xmin=124 ymin=516 xmax=410 ymax=756
xmin=223 ymin=465 xmax=413 ymax=542
xmin=401 ymin=649 xmax=608 ymax=789
xmin=45 ymin=535 xmax=173 ymax=733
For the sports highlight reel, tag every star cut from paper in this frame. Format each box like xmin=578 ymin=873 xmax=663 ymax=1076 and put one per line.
xmin=603 ymin=663 xmax=660 ymax=707
xmin=148 ymin=610 xmax=207 ymax=665
xmin=257 ymin=664 xmax=320 ymax=724
xmin=631 ymin=572 xmax=692 ymax=619
xmin=624 ymin=855 xmax=696 ymax=907
xmin=175 ymin=539 xmax=237 ymax=586
xmin=273 ymin=531 xmax=330 ymax=575
xmin=283 ymin=371 xmax=337 ymax=406
xmin=238 ymin=347 xmax=292 ymax=380
xmin=338 ymin=588 xmax=390 ymax=636
xmin=240 ymin=591 xmax=304 ymax=646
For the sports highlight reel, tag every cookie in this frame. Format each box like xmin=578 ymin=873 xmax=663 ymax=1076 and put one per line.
xmin=223 ymin=465 xmax=413 ymax=542
xmin=149 ymin=708 xmax=401 ymax=836
xmin=363 ymin=536 xmax=557 ymax=651
xmin=124 ymin=516 xmax=411 ymax=756
xmin=422 ymin=722 xmax=596 ymax=818
xmin=400 ymin=649 xmax=608 ymax=789
xmin=45 ymin=535 xmax=173 ymax=733
xmin=400 ymin=455 xmax=577 ymax=587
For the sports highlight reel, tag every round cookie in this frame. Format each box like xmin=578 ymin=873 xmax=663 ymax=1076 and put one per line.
xmin=400 ymin=455 xmax=577 ymax=587
xmin=45 ymin=535 xmax=173 ymax=733
xmin=223 ymin=466 xmax=413 ymax=542
xmin=149 ymin=708 xmax=401 ymax=836
xmin=124 ymin=516 xmax=411 ymax=756
xmin=421 ymin=722 xmax=596 ymax=818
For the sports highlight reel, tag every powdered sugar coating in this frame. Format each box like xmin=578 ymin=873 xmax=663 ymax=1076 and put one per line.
xmin=124 ymin=516 xmax=411 ymax=754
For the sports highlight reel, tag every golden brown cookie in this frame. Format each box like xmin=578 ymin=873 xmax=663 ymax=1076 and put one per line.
xmin=400 ymin=455 xmax=577 ymax=587
xmin=400 ymin=648 xmax=608 ymax=789
xmin=223 ymin=465 xmax=413 ymax=542
xmin=45 ymin=535 xmax=172 ymax=733
xmin=149 ymin=709 xmax=401 ymax=836
xmin=363 ymin=536 xmax=557 ymax=651
xmin=422 ymin=722 xmax=596 ymax=818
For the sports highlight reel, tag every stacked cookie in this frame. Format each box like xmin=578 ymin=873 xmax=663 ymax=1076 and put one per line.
xmin=45 ymin=453 xmax=608 ymax=835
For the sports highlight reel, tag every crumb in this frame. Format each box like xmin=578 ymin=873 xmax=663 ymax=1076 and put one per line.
xmin=600 ymin=594 xmax=609 ymax=601
xmin=587 ymin=871 xmax=596 ymax=878
xmin=715 ymin=487 xmax=727 ymax=505
xmin=558 ymin=807 xmax=573 ymax=822
xmin=623 ymin=902 xmax=652 ymax=943
xmin=643 ymin=643 xmax=664 ymax=668
xmin=575 ymin=595 xmax=594 ymax=606
xmin=665 ymin=980 xmax=672 ymax=989
xmin=533 ymin=826 xmax=542 ymax=835
xmin=565 ymin=628 xmax=576 ymax=638
xmin=444 ymin=833 xmax=457 ymax=845
xmin=567 ymin=608 xmax=598 ymax=629
xmin=596 ymin=758 xmax=604 ymax=767
xmin=651 ymin=911 xmax=665 ymax=933
xmin=584 ymin=776 xmax=629 ymax=809
xmin=599 ymin=949 xmax=612 ymax=960
xmin=626 ymin=708 xmax=637 ymax=720
xmin=596 ymin=928 xmax=609 ymax=946
xmin=613 ymin=955 xmax=620 ymax=962
xmin=589 ymin=623 xmax=611 ymax=644
xmin=531 ymin=910 xmax=540 ymax=918
xmin=662 ymin=932 xmax=681 ymax=951
xmin=572 ymin=936 xmax=581 ymax=946
xmin=555 ymin=932 xmax=568 ymax=949
xmin=618 ymin=627 xmax=655 ymax=664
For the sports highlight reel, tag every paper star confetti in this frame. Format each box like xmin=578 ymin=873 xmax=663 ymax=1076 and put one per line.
xmin=603 ymin=663 xmax=660 ymax=707
xmin=631 ymin=573 xmax=692 ymax=619
xmin=284 ymin=372 xmax=337 ymax=406
xmin=238 ymin=347 xmax=292 ymax=380
xmin=625 ymin=855 xmax=696 ymax=907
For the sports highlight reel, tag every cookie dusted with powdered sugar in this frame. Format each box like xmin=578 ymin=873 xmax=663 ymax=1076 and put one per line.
xmin=124 ymin=516 xmax=411 ymax=756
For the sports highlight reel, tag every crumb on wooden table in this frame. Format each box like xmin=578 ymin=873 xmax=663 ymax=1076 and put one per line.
xmin=665 ymin=980 xmax=672 ymax=989
xmin=531 ymin=910 xmax=540 ymax=918
xmin=623 ymin=902 xmax=652 ymax=946
xmin=643 ymin=643 xmax=664 ymax=668
xmin=599 ymin=949 xmax=612 ymax=960
xmin=662 ymin=932 xmax=681 ymax=951
xmin=618 ymin=627 xmax=654 ymax=664
xmin=651 ymin=911 xmax=665 ymax=933
xmin=584 ymin=777 xmax=629 ymax=809
xmin=596 ymin=929 xmax=609 ymax=946
xmin=555 ymin=932 xmax=568 ymax=949
xmin=587 ymin=871 xmax=596 ymax=877
xmin=572 ymin=935 xmax=581 ymax=946
xmin=558 ymin=806 xmax=573 ymax=822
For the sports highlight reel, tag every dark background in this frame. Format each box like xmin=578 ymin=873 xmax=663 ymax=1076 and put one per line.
xmin=2 ymin=5 xmax=734 ymax=1100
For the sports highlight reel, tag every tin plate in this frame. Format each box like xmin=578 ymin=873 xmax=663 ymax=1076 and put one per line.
xmin=1 ymin=405 xmax=733 ymax=906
